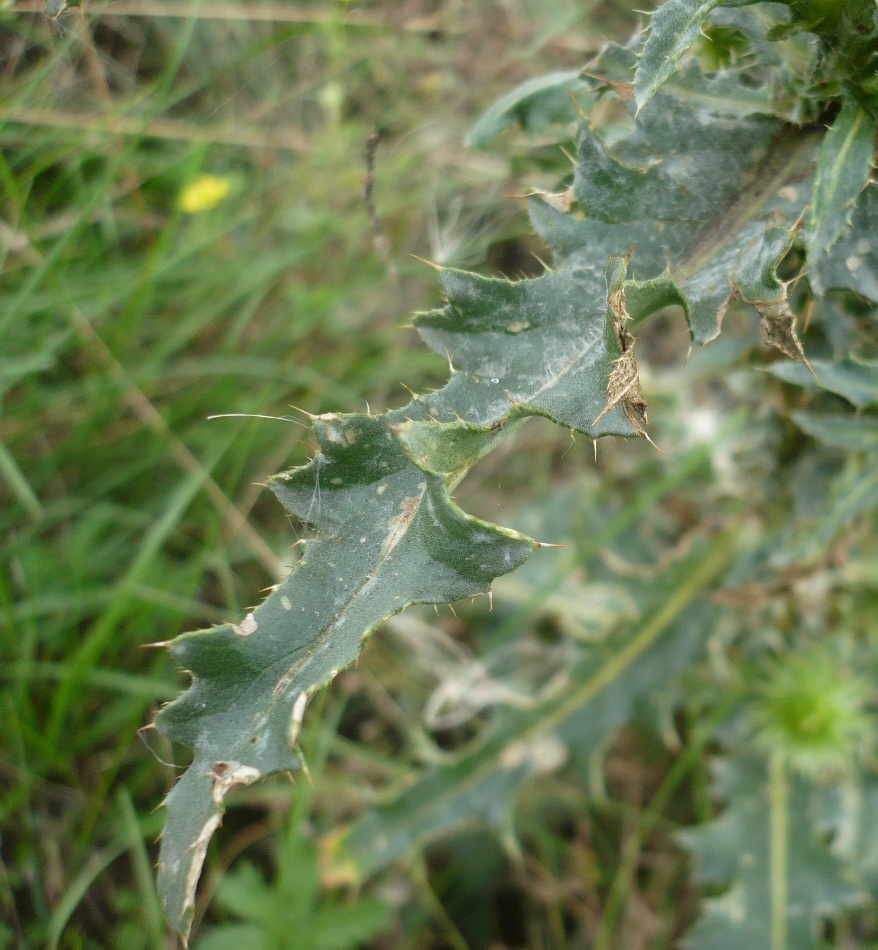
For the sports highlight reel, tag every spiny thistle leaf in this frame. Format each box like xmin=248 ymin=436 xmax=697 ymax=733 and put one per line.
xmin=681 ymin=754 xmax=861 ymax=950
xmin=808 ymin=101 xmax=876 ymax=282
xmin=813 ymin=182 xmax=878 ymax=300
xmin=633 ymin=0 xmax=757 ymax=110
xmin=591 ymin=39 xmax=788 ymax=119
xmin=156 ymin=412 xmax=538 ymax=937
xmin=414 ymin=266 xmax=639 ymax=436
xmin=155 ymin=55 xmax=823 ymax=939
xmin=529 ymin=89 xmax=817 ymax=346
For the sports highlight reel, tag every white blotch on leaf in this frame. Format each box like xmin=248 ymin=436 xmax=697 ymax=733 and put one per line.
xmin=183 ymin=814 xmax=222 ymax=926
xmin=380 ymin=485 xmax=426 ymax=558
xmin=207 ymin=761 xmax=261 ymax=805
xmin=289 ymin=692 xmax=308 ymax=747
xmin=233 ymin=613 xmax=258 ymax=637
xmin=179 ymin=760 xmax=263 ymax=927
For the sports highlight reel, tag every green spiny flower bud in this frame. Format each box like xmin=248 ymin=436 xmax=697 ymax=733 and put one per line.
xmin=749 ymin=652 xmax=873 ymax=776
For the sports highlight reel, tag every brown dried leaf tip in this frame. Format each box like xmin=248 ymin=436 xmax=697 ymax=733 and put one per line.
xmin=757 ymin=294 xmax=816 ymax=378
xmin=536 ymin=187 xmax=577 ymax=216
xmin=579 ymin=70 xmax=634 ymax=103
xmin=594 ymin=264 xmax=658 ymax=449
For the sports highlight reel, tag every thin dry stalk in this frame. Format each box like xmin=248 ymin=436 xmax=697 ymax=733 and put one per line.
xmin=0 ymin=106 xmax=310 ymax=151
xmin=14 ymin=0 xmax=451 ymax=32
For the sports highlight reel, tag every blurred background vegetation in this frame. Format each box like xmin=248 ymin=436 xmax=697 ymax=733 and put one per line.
xmin=4 ymin=1 xmax=878 ymax=949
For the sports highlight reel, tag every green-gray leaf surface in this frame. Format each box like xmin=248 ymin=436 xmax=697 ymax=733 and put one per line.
xmin=634 ymin=0 xmax=756 ymax=110
xmin=791 ymin=410 xmax=878 ymax=449
xmin=808 ymin=100 xmax=876 ymax=283
xmin=766 ymin=357 xmax=878 ymax=407
xmin=681 ymin=755 xmax=861 ymax=950
xmin=828 ymin=772 xmax=878 ymax=898
xmin=156 ymin=413 xmax=537 ymax=937
xmin=529 ymin=98 xmax=816 ymax=344
xmin=814 ymin=183 xmax=878 ymax=301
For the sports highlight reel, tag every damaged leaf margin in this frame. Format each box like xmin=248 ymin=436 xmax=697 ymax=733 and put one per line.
xmin=594 ymin=254 xmax=657 ymax=447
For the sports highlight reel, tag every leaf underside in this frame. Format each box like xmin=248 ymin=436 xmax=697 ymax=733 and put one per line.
xmin=155 ymin=49 xmax=822 ymax=940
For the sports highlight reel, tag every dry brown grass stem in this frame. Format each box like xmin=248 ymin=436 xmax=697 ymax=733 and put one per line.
xmin=0 ymin=106 xmax=310 ymax=151
xmin=13 ymin=0 xmax=452 ymax=32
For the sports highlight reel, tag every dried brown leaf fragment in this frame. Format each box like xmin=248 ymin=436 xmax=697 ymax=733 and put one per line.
xmin=594 ymin=262 xmax=658 ymax=449
xmin=756 ymin=294 xmax=816 ymax=376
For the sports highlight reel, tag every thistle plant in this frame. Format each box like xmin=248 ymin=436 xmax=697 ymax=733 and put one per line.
xmin=154 ymin=0 xmax=878 ymax=944
xmin=750 ymin=651 xmax=873 ymax=775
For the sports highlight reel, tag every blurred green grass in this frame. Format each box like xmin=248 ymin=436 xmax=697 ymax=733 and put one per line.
xmin=0 ymin=2 xmax=640 ymax=947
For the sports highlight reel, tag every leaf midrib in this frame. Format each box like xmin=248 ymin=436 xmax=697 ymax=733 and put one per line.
xmin=262 ymin=478 xmax=430 ymax=708
xmin=769 ymin=754 xmax=790 ymax=950
xmin=682 ymin=125 xmax=820 ymax=281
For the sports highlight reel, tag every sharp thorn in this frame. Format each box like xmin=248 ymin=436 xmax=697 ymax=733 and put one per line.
xmin=410 ymin=253 xmax=444 ymax=271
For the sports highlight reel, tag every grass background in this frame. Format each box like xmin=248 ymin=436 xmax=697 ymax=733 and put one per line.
xmin=0 ymin=2 xmax=657 ymax=947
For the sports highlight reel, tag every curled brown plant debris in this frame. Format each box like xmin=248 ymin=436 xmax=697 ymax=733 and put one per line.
xmin=756 ymin=294 xmax=815 ymax=377
xmin=594 ymin=267 xmax=659 ymax=449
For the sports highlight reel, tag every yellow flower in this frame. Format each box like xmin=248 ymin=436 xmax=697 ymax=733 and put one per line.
xmin=179 ymin=174 xmax=231 ymax=214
